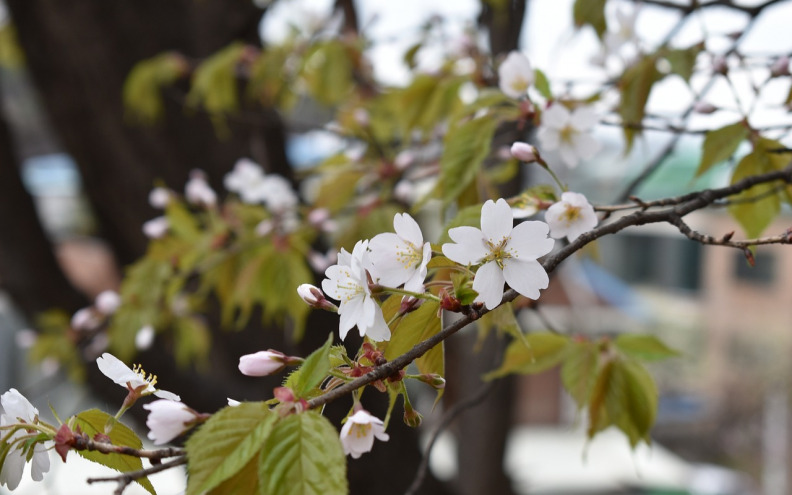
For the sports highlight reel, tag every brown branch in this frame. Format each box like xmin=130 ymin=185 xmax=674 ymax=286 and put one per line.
xmin=73 ymin=436 xmax=185 ymax=460
xmin=86 ymin=456 xmax=187 ymax=495
xmin=668 ymin=214 xmax=792 ymax=248
xmin=307 ymin=164 xmax=792 ymax=411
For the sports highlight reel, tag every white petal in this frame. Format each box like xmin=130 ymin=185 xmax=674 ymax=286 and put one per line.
xmin=443 ymin=227 xmax=488 ymax=265
xmin=541 ymin=104 xmax=570 ymax=129
xmin=363 ymin=304 xmax=391 ymax=341
xmin=30 ymin=445 xmax=51 ymax=481
xmin=0 ymin=448 xmax=25 ymax=490
xmin=571 ymin=106 xmax=599 ymax=130
xmin=481 ymin=199 xmax=513 ymax=244
xmin=153 ymin=390 xmax=182 ymax=401
xmin=96 ymin=353 xmax=139 ymax=387
xmin=537 ymin=127 xmax=560 ymax=151
xmin=507 ymin=221 xmax=554 ymax=259
xmin=1 ymin=389 xmax=37 ymax=422
xmin=558 ymin=145 xmax=580 ymax=168
xmin=393 ymin=213 xmax=423 ymax=245
xmin=502 ymin=258 xmax=549 ymax=300
xmin=473 ymin=261 xmax=506 ymax=310
xmin=571 ymin=132 xmax=601 ymax=160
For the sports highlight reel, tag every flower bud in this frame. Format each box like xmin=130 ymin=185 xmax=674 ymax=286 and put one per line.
xmin=771 ymin=56 xmax=790 ymax=77
xmin=142 ymin=216 xmax=169 ymax=239
xmin=71 ymin=307 xmax=101 ymax=331
xmin=417 ymin=373 xmax=446 ymax=390
xmin=403 ymin=405 xmax=423 ymax=428
xmin=693 ymin=101 xmax=717 ymax=114
xmin=510 ymin=141 xmax=538 ymax=163
xmin=143 ymin=399 xmax=204 ymax=445
xmin=148 ymin=187 xmax=171 ymax=209
xmin=238 ymin=350 xmax=288 ymax=377
xmin=135 ymin=325 xmax=155 ymax=350
xmin=297 ymin=284 xmax=338 ymax=312
xmin=95 ymin=290 xmax=121 ymax=315
xmin=185 ymin=169 xmax=217 ymax=207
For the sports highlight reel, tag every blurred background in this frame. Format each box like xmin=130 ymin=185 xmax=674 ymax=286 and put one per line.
xmin=1 ymin=0 xmax=792 ymax=494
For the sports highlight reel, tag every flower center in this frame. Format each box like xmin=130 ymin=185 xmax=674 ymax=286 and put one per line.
xmin=336 ymin=268 xmax=366 ymax=301
xmin=559 ymin=125 xmax=576 ymax=144
xmin=510 ymin=77 xmax=529 ymax=94
xmin=485 ymin=236 xmax=517 ymax=269
xmin=395 ymin=242 xmax=423 ymax=271
xmin=352 ymin=423 xmax=372 ymax=438
xmin=132 ymin=364 xmax=157 ymax=388
xmin=561 ymin=205 xmax=582 ymax=225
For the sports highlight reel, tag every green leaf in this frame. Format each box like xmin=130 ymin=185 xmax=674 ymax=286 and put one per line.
xmin=573 ymin=0 xmax=607 ymax=38
xmin=561 ymin=340 xmax=599 ymax=408
xmin=287 ymin=333 xmax=334 ymax=398
xmin=619 ymin=55 xmax=664 ymax=151
xmin=384 ymin=301 xmax=443 ymax=377
xmin=728 ymin=149 xmax=781 ymax=238
xmin=258 ymin=411 xmax=347 ymax=495
xmin=663 ymin=44 xmax=704 ymax=83
xmin=534 ymin=68 xmax=553 ymax=100
xmin=173 ymin=316 xmax=211 ymax=369
xmin=615 ymin=334 xmax=679 ymax=361
xmin=485 ymin=333 xmax=570 ymax=379
xmin=587 ymin=358 xmax=658 ymax=447
xmin=302 ymin=41 xmax=354 ymax=106
xmin=436 ymin=117 xmax=498 ymax=205
xmin=123 ymin=53 xmax=186 ymax=124
xmin=71 ymin=410 xmax=155 ymax=495
xmin=186 ymin=403 xmax=278 ymax=495
xmin=697 ymin=122 xmax=748 ymax=177
xmin=186 ymin=42 xmax=246 ymax=136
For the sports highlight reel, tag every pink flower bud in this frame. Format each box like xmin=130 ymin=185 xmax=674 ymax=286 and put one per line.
xmin=297 ymin=284 xmax=321 ymax=304
xmin=510 ymin=142 xmax=538 ymax=162
xmin=148 ymin=187 xmax=171 ymax=209
xmin=142 ymin=216 xmax=169 ymax=239
xmin=693 ymin=101 xmax=717 ymax=114
xmin=771 ymin=56 xmax=790 ymax=77
xmin=238 ymin=350 xmax=287 ymax=376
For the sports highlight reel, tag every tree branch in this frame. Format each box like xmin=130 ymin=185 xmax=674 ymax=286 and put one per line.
xmin=86 ymin=456 xmax=187 ymax=495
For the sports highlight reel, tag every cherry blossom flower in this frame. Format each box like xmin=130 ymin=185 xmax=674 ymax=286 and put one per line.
xmin=143 ymin=399 xmax=200 ymax=445
xmin=185 ymin=170 xmax=217 ymax=207
xmin=321 ymin=241 xmax=391 ymax=341
xmin=498 ymin=51 xmax=533 ymax=99
xmin=367 ymin=213 xmax=431 ymax=293
xmin=95 ymin=290 xmax=121 ymax=315
xmin=339 ymin=409 xmax=389 ymax=459
xmin=238 ymin=350 xmax=288 ymax=377
xmin=442 ymin=198 xmax=554 ymax=310
xmin=224 ymin=158 xmax=298 ymax=212
xmin=537 ymin=104 xmax=600 ymax=168
xmin=142 ymin=216 xmax=169 ymax=239
xmin=545 ymin=192 xmax=598 ymax=242
xmin=0 ymin=389 xmax=51 ymax=491
xmin=96 ymin=353 xmax=180 ymax=401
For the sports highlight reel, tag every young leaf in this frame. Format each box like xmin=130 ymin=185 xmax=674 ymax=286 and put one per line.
xmin=258 ymin=411 xmax=347 ymax=495
xmin=186 ymin=403 xmax=278 ymax=495
xmin=728 ymin=150 xmax=781 ymax=238
xmin=573 ymin=0 xmax=607 ymax=38
xmin=663 ymin=43 xmax=704 ymax=83
xmin=285 ymin=332 xmax=334 ymax=398
xmin=435 ymin=117 xmax=498 ymax=205
xmin=561 ymin=340 xmax=600 ymax=408
xmin=615 ymin=334 xmax=679 ymax=361
xmin=384 ymin=300 xmax=443 ymax=377
xmin=71 ymin=409 xmax=155 ymax=495
xmin=697 ymin=122 xmax=748 ymax=177
xmin=534 ymin=68 xmax=553 ymax=100
xmin=618 ymin=55 xmax=663 ymax=151
xmin=484 ymin=333 xmax=570 ymax=379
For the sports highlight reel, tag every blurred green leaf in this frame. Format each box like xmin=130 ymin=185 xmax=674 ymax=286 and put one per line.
xmin=615 ymin=334 xmax=679 ymax=361
xmin=728 ymin=149 xmax=781 ymax=238
xmin=573 ymin=0 xmax=607 ymax=38
xmin=485 ymin=333 xmax=570 ymax=379
xmin=187 ymin=42 xmax=246 ymax=136
xmin=619 ymin=55 xmax=663 ymax=151
xmin=697 ymin=122 xmax=748 ymax=177
xmin=123 ymin=53 xmax=186 ymax=124
xmin=435 ymin=116 xmax=498 ymax=205
xmin=561 ymin=340 xmax=600 ymax=408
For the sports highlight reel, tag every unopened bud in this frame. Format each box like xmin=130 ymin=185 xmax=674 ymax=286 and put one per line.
xmin=417 ymin=373 xmax=446 ymax=390
xmin=297 ymin=284 xmax=338 ymax=312
xmin=712 ymin=55 xmax=728 ymax=75
xmin=744 ymin=247 xmax=755 ymax=267
xmin=510 ymin=141 xmax=538 ymax=163
xmin=770 ymin=56 xmax=790 ymax=77
xmin=440 ymin=291 xmax=463 ymax=313
xmin=403 ymin=405 xmax=423 ymax=428
xmin=148 ymin=187 xmax=171 ymax=209
xmin=238 ymin=350 xmax=288 ymax=377
xmin=693 ymin=101 xmax=717 ymax=114
xmin=95 ymin=290 xmax=121 ymax=315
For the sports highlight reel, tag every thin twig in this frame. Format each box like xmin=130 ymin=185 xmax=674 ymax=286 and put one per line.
xmin=404 ymin=381 xmax=496 ymax=495
xmin=86 ymin=456 xmax=187 ymax=495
